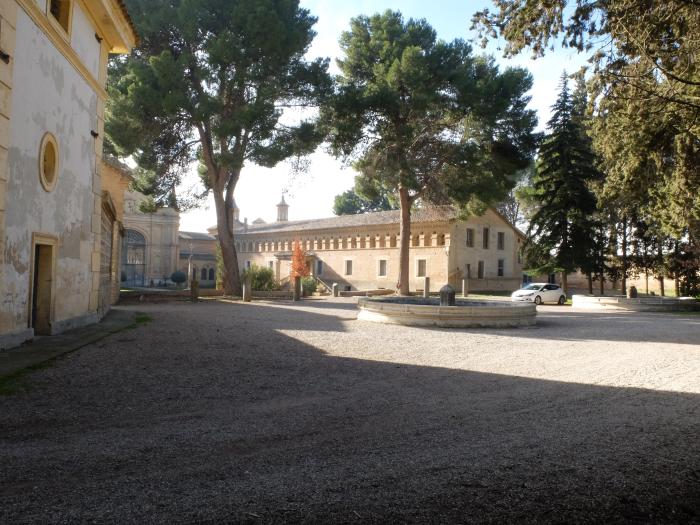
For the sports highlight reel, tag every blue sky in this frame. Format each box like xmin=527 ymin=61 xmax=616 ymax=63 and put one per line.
xmin=178 ymin=1 xmax=588 ymax=232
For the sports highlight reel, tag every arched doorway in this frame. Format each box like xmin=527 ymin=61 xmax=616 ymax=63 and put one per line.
xmin=122 ymin=229 xmax=146 ymax=287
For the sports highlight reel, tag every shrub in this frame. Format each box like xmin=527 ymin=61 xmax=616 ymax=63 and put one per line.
xmin=171 ymin=271 xmax=187 ymax=285
xmin=301 ymin=276 xmax=317 ymax=296
xmin=242 ymin=265 xmax=279 ymax=291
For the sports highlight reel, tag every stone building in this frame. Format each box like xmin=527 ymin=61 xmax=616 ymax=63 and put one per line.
xmin=0 ymin=1 xmax=136 ymax=348
xmin=121 ymin=190 xmax=180 ymax=287
xmin=100 ymin=156 xmax=133 ymax=305
xmin=177 ymin=231 xmax=218 ymax=287
xmin=209 ymin=199 xmax=526 ymax=293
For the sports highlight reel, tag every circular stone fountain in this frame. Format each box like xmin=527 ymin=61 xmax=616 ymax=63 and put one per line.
xmin=357 ymin=296 xmax=537 ymax=328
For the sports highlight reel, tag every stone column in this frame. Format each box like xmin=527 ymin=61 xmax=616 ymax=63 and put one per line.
xmin=242 ymin=275 xmax=252 ymax=302
xmin=423 ymin=277 xmax=430 ymax=298
xmin=462 ymin=278 xmax=469 ymax=297
xmin=293 ymin=276 xmax=302 ymax=301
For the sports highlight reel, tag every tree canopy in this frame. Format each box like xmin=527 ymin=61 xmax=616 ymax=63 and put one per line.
xmin=323 ymin=10 xmax=538 ymax=293
xmin=472 ymin=0 xmax=700 ymax=243
xmin=521 ymin=74 xmax=601 ymax=294
xmin=106 ymin=0 xmax=331 ymax=295
xmin=333 ymin=176 xmax=396 ymax=215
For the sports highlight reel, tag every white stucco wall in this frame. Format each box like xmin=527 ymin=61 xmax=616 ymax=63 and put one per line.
xmin=2 ymin=8 xmax=98 ymax=331
xmin=70 ymin=3 xmax=101 ymax=79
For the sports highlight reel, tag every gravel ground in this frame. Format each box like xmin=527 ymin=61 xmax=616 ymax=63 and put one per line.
xmin=1 ymin=298 xmax=699 ymax=524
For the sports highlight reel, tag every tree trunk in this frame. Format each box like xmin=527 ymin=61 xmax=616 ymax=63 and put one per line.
xmin=621 ymin=216 xmax=628 ymax=296
xmin=213 ymin=189 xmax=242 ymax=296
xmin=658 ymin=276 xmax=665 ymax=296
xmin=599 ymin=273 xmax=605 ymax=296
xmin=397 ymin=187 xmax=412 ymax=296
xmin=587 ymin=272 xmax=593 ymax=294
xmin=560 ymin=271 xmax=568 ymax=297
xmin=644 ymin=270 xmax=649 ymax=295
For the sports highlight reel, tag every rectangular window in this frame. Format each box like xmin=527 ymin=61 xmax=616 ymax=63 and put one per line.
xmin=416 ymin=259 xmax=427 ymax=278
xmin=517 ymin=250 xmax=522 ymax=264
xmin=316 ymin=260 xmax=323 ymax=275
xmin=497 ymin=259 xmax=505 ymax=277
xmin=482 ymin=227 xmax=490 ymax=249
xmin=466 ymin=263 xmax=471 ymax=279
xmin=497 ymin=232 xmax=505 ymax=250
xmin=345 ymin=259 xmax=353 ymax=276
xmin=49 ymin=0 xmax=71 ymax=33
xmin=245 ymin=260 xmax=251 ymax=270
xmin=477 ymin=261 xmax=485 ymax=279
xmin=268 ymin=260 xmax=274 ymax=270
xmin=466 ymin=228 xmax=474 ymax=247
xmin=378 ymin=259 xmax=387 ymax=277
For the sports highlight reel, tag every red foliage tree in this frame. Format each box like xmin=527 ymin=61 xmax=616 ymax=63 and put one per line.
xmin=290 ymin=241 xmax=310 ymax=278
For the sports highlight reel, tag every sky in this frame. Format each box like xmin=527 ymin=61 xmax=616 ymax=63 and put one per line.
xmin=177 ymin=0 xmax=588 ymax=233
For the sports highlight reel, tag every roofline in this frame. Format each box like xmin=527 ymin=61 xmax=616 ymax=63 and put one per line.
xmin=489 ymin=208 xmax=527 ymax=240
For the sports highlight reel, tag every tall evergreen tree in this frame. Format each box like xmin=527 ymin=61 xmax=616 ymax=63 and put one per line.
xmin=323 ymin=10 xmax=537 ymax=294
xmin=106 ymin=0 xmax=331 ymax=296
xmin=522 ymin=74 xmax=599 ymax=294
xmin=473 ymin=0 xmax=700 ymax=248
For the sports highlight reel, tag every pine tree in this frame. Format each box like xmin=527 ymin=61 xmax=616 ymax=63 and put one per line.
xmin=523 ymin=73 xmax=600 ymax=295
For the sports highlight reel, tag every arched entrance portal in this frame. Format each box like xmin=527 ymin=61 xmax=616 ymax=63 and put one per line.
xmin=122 ymin=229 xmax=146 ymax=287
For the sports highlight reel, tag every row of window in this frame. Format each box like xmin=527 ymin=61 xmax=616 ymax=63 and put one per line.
xmin=194 ymin=268 xmax=216 ymax=281
xmin=466 ymin=228 xmax=506 ymax=250
xmin=236 ymin=232 xmax=448 ymax=253
xmin=247 ymin=258 xmax=508 ymax=279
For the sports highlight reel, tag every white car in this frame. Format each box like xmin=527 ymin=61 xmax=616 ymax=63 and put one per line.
xmin=511 ymin=283 xmax=567 ymax=305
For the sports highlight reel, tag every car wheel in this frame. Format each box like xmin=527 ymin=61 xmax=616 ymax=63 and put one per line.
xmin=558 ymin=295 xmax=566 ymax=305
xmin=534 ymin=295 xmax=542 ymax=305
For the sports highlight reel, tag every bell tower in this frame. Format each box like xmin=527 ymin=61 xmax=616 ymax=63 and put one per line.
xmin=276 ymin=195 xmax=289 ymax=222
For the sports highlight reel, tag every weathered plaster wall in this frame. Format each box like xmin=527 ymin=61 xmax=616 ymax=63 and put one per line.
xmin=0 ymin=1 xmax=19 ymax=343
xmin=70 ymin=3 xmax=100 ymax=80
xmin=2 ymin=8 xmax=98 ymax=336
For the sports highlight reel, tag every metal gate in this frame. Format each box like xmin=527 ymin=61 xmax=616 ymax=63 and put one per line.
xmin=122 ymin=229 xmax=146 ymax=287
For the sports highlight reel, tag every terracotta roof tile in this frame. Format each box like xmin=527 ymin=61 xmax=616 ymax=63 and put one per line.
xmin=236 ymin=206 xmax=459 ymax=236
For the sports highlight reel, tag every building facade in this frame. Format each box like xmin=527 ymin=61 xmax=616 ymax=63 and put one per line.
xmin=122 ymin=190 xmax=180 ymax=287
xmin=177 ymin=231 xmax=218 ymax=288
xmin=209 ymin=201 xmax=525 ymax=293
xmin=0 ymin=1 xmax=136 ymax=348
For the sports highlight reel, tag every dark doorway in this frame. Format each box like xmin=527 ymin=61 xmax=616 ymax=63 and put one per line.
xmin=31 ymin=244 xmax=53 ymax=335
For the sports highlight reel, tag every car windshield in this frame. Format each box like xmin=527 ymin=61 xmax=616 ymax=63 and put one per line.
xmin=522 ymin=284 xmax=543 ymax=291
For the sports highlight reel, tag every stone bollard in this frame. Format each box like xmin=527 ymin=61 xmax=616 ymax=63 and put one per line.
xmin=440 ymin=284 xmax=456 ymax=306
xmin=462 ymin=278 xmax=469 ymax=297
xmin=293 ymin=276 xmax=302 ymax=301
xmin=242 ymin=277 xmax=252 ymax=302
xmin=332 ymin=283 xmax=339 ymax=297
xmin=627 ymin=285 xmax=638 ymax=299
xmin=190 ymin=280 xmax=200 ymax=303
xmin=423 ymin=277 xmax=430 ymax=298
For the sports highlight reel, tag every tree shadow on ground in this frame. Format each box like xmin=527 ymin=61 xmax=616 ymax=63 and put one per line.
xmin=0 ymin=300 xmax=698 ymax=524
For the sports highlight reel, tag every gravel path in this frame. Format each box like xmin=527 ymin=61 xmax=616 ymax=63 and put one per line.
xmin=1 ymin=298 xmax=699 ymax=523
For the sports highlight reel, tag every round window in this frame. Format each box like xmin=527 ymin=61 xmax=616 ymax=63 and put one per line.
xmin=39 ymin=133 xmax=59 ymax=192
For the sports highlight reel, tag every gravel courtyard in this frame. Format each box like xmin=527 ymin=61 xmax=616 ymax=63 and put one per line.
xmin=1 ymin=298 xmax=699 ymax=523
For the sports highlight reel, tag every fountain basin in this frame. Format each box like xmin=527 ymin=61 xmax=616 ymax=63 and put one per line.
xmin=572 ymin=295 xmax=699 ymax=312
xmin=357 ymin=296 xmax=537 ymax=328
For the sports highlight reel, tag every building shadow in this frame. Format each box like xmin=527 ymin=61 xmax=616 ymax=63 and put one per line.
xmin=0 ymin=300 xmax=698 ymax=523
